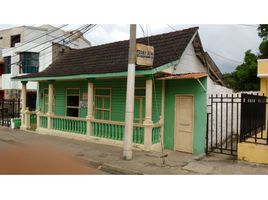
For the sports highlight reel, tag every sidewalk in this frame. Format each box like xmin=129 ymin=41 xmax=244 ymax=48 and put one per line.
xmin=1 ymin=127 xmax=268 ymax=174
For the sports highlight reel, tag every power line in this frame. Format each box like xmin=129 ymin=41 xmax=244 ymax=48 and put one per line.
xmin=18 ymin=24 xmax=97 ymax=72
xmin=166 ymin=24 xmax=242 ymax=65
xmin=166 ymin=24 xmax=177 ymax=31
xmin=205 ymin=48 xmax=242 ymax=64
xmin=35 ymin=25 xmax=95 ymax=56
xmin=10 ymin=24 xmax=90 ymax=66
xmin=238 ymin=24 xmax=258 ymax=28
xmin=3 ymin=24 xmax=69 ymax=55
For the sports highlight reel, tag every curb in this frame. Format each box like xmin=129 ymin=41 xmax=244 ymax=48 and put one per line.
xmin=80 ymin=158 xmax=143 ymax=175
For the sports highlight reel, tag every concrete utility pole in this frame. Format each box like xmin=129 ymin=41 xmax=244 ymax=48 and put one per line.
xmin=123 ymin=24 xmax=136 ymax=160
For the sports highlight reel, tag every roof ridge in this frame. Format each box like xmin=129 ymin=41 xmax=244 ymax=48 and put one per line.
xmin=75 ymin=26 xmax=199 ymax=51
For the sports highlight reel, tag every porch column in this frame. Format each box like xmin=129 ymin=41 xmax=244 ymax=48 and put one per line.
xmin=36 ymin=82 xmax=41 ymax=129
xmin=21 ymin=81 xmax=27 ymax=129
xmin=143 ymin=76 xmax=153 ymax=150
xmin=47 ymin=80 xmax=54 ymax=129
xmin=160 ymin=80 xmax=165 ymax=144
xmin=86 ymin=78 xmax=94 ymax=136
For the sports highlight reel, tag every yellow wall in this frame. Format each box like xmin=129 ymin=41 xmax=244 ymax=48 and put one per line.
xmin=238 ymin=143 xmax=268 ymax=164
xmin=258 ymin=60 xmax=268 ymax=76
xmin=260 ymin=78 xmax=267 ymax=95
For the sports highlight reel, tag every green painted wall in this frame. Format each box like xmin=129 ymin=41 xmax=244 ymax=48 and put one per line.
xmin=39 ymin=77 xmax=162 ymax=123
xmin=163 ymin=77 xmax=207 ymax=155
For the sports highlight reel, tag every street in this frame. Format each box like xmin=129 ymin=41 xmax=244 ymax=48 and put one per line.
xmin=1 ymin=126 xmax=268 ymax=174
xmin=0 ymin=127 xmax=107 ymax=174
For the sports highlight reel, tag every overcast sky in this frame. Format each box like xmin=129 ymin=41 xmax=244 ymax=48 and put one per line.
xmin=0 ymin=24 xmax=262 ymax=73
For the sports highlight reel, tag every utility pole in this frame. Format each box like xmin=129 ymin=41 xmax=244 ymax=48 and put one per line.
xmin=123 ymin=24 xmax=136 ymax=160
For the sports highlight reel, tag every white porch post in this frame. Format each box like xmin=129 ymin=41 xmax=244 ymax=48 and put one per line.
xmin=160 ymin=80 xmax=165 ymax=144
xmin=86 ymin=79 xmax=94 ymax=136
xmin=36 ymin=82 xmax=40 ymax=129
xmin=21 ymin=81 xmax=27 ymax=129
xmin=143 ymin=76 xmax=153 ymax=150
xmin=47 ymin=81 xmax=54 ymax=129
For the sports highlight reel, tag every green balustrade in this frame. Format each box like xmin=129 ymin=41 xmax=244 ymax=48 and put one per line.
xmin=40 ymin=116 xmax=48 ymax=128
xmin=30 ymin=114 xmax=37 ymax=125
xmin=51 ymin=117 xmax=86 ymax=135
xmin=92 ymin=121 xmax=144 ymax=144
xmin=152 ymin=127 xmax=161 ymax=144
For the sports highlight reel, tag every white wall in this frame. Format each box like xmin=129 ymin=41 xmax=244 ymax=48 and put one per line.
xmin=0 ymin=25 xmax=91 ymax=91
xmin=1 ymin=42 xmax=52 ymax=90
xmin=174 ymin=43 xmax=208 ymax=74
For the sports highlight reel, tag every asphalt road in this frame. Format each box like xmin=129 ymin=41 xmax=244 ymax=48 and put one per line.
xmin=0 ymin=136 xmax=107 ymax=175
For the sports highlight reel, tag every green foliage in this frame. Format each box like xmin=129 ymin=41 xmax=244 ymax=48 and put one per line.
xmin=258 ymin=24 xmax=268 ymax=40
xmin=223 ymin=50 xmax=259 ymax=91
xmin=223 ymin=24 xmax=268 ymax=91
xmin=259 ymin=40 xmax=268 ymax=59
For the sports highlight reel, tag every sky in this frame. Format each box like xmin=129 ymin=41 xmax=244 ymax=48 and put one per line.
xmin=0 ymin=24 xmax=262 ymax=73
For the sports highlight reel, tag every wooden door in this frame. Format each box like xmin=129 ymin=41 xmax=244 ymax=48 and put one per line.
xmin=174 ymin=95 xmax=194 ymax=153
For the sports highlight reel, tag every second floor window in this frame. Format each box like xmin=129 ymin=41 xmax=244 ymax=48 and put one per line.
xmin=20 ymin=52 xmax=39 ymax=73
xmin=10 ymin=34 xmax=21 ymax=47
xmin=4 ymin=56 xmax=11 ymax=74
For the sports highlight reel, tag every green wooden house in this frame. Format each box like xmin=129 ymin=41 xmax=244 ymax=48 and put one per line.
xmin=14 ymin=27 xmax=212 ymax=156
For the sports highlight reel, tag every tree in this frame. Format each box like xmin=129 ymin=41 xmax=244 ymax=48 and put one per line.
xmin=258 ymin=24 xmax=268 ymax=40
xmin=223 ymin=24 xmax=268 ymax=91
xmin=223 ymin=50 xmax=259 ymax=91
xmin=258 ymin=24 xmax=268 ymax=59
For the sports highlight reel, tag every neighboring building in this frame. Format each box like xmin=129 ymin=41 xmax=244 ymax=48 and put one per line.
xmin=14 ymin=27 xmax=226 ymax=156
xmin=0 ymin=24 xmax=91 ymax=109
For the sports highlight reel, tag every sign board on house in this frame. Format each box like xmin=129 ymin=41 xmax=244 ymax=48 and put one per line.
xmin=136 ymin=43 xmax=154 ymax=66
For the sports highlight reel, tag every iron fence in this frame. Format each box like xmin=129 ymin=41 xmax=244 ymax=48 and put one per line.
xmin=206 ymin=93 xmax=268 ymax=156
xmin=206 ymin=94 xmax=241 ymax=155
xmin=240 ymin=93 xmax=267 ymax=145
xmin=0 ymin=98 xmax=21 ymax=127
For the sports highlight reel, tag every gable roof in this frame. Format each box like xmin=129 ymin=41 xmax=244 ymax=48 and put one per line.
xmin=14 ymin=27 xmax=199 ymax=80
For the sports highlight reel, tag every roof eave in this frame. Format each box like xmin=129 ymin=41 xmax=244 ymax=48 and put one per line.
xmin=12 ymin=60 xmax=180 ymax=82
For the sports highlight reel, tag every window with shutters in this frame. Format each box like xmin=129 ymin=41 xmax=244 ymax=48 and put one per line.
xmin=94 ymin=88 xmax=111 ymax=120
xmin=134 ymin=88 xmax=145 ymax=124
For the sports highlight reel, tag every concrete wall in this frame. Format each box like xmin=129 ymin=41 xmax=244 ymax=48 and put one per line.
xmin=238 ymin=142 xmax=268 ymax=164
xmin=0 ymin=26 xmax=24 ymax=48
xmin=174 ymin=43 xmax=208 ymax=74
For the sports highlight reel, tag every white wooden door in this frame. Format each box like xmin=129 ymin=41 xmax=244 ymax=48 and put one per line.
xmin=174 ymin=95 xmax=194 ymax=153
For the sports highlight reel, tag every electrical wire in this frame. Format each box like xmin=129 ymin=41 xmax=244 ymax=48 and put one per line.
xmin=30 ymin=24 xmax=97 ymax=70
xmin=166 ymin=24 xmax=242 ymax=65
xmin=3 ymin=24 xmax=69 ymax=55
xmin=9 ymin=24 xmax=91 ymax=66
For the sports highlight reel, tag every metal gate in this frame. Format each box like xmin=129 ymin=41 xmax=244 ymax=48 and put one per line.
xmin=0 ymin=99 xmax=21 ymax=127
xmin=206 ymin=93 xmax=267 ymax=156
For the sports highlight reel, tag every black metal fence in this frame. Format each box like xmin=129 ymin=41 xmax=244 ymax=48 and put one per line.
xmin=0 ymin=99 xmax=21 ymax=127
xmin=206 ymin=94 xmax=241 ymax=155
xmin=240 ymin=93 xmax=267 ymax=145
xmin=206 ymin=93 xmax=268 ymax=156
